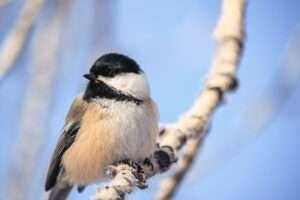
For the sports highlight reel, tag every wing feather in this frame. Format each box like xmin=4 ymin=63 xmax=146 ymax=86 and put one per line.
xmin=45 ymin=94 xmax=87 ymax=191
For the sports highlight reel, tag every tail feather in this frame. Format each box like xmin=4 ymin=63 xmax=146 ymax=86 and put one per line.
xmin=48 ymin=182 xmax=73 ymax=200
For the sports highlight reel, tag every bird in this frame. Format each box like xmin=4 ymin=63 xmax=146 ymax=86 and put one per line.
xmin=45 ymin=53 xmax=159 ymax=200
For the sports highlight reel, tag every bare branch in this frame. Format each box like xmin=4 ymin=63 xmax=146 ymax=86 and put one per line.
xmin=0 ymin=0 xmax=44 ymax=80
xmin=91 ymin=0 xmax=246 ymax=199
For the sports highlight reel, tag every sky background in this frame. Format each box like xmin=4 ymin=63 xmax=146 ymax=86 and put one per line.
xmin=0 ymin=0 xmax=300 ymax=200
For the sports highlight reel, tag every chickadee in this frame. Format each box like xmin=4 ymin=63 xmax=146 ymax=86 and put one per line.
xmin=45 ymin=53 xmax=159 ymax=200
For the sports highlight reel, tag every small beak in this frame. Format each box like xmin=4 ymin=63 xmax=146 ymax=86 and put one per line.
xmin=83 ymin=73 xmax=96 ymax=81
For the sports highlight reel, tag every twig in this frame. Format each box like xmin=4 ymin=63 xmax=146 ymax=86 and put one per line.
xmin=91 ymin=0 xmax=246 ymax=199
xmin=0 ymin=0 xmax=44 ymax=80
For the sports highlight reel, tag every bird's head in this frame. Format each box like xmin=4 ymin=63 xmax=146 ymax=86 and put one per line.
xmin=84 ymin=53 xmax=150 ymax=100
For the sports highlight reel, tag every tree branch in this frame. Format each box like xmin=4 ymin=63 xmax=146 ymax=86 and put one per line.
xmin=91 ymin=0 xmax=246 ymax=199
xmin=155 ymin=0 xmax=246 ymax=199
xmin=90 ymin=146 xmax=177 ymax=200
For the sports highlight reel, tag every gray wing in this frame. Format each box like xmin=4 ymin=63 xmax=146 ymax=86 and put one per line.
xmin=45 ymin=94 xmax=88 ymax=191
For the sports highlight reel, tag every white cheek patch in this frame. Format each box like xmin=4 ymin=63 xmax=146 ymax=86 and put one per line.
xmin=97 ymin=73 xmax=150 ymax=99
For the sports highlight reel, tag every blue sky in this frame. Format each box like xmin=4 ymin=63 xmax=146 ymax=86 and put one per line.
xmin=0 ymin=0 xmax=300 ymax=199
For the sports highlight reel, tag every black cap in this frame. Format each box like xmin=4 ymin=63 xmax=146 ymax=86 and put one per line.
xmin=88 ymin=53 xmax=142 ymax=78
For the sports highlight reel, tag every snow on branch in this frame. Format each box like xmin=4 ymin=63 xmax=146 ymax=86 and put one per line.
xmin=91 ymin=0 xmax=246 ymax=199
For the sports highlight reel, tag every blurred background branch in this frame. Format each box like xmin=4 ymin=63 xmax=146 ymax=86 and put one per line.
xmin=6 ymin=1 xmax=71 ymax=200
xmin=243 ymin=26 xmax=300 ymax=133
xmin=0 ymin=0 xmax=44 ymax=80
xmin=0 ymin=0 xmax=10 ymax=7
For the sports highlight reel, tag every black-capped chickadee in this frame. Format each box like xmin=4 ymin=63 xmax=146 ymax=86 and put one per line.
xmin=45 ymin=53 xmax=159 ymax=200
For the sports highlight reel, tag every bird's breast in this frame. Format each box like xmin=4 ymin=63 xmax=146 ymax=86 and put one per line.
xmin=62 ymin=99 xmax=158 ymax=185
